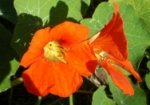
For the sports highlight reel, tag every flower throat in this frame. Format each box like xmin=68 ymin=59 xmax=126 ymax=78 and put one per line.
xmin=44 ymin=41 xmax=66 ymax=63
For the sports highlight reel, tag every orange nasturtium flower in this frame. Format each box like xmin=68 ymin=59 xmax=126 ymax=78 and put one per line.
xmin=89 ymin=4 xmax=142 ymax=95
xmin=20 ymin=21 xmax=97 ymax=97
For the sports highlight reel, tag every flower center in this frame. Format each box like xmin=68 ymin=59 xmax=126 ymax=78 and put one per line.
xmin=95 ymin=51 xmax=112 ymax=64
xmin=43 ymin=41 xmax=67 ymax=63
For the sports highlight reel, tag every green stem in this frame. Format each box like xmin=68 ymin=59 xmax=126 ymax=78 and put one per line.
xmin=9 ymin=77 xmax=23 ymax=105
xmin=11 ymin=77 xmax=23 ymax=87
xmin=35 ymin=96 xmax=42 ymax=105
xmin=8 ymin=87 xmax=13 ymax=105
xmin=69 ymin=95 xmax=74 ymax=105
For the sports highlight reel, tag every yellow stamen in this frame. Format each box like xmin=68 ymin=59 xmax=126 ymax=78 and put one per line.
xmin=95 ymin=51 xmax=112 ymax=64
xmin=43 ymin=41 xmax=67 ymax=63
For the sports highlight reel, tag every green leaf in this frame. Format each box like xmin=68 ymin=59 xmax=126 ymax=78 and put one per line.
xmin=0 ymin=24 xmax=19 ymax=92
xmin=109 ymin=77 xmax=147 ymax=105
xmin=14 ymin=0 xmax=82 ymax=25
xmin=147 ymin=61 xmax=150 ymax=70
xmin=14 ymin=0 xmax=52 ymax=23
xmin=11 ymin=14 xmax=43 ymax=58
xmin=0 ymin=0 xmax=17 ymax=23
xmin=92 ymin=86 xmax=116 ymax=105
xmin=81 ymin=2 xmax=114 ymax=37
xmin=47 ymin=0 xmax=82 ymax=26
xmin=60 ymin=0 xmax=82 ymax=21
xmin=119 ymin=3 xmax=150 ymax=68
xmin=145 ymin=73 xmax=150 ymax=89
xmin=126 ymin=0 xmax=150 ymax=32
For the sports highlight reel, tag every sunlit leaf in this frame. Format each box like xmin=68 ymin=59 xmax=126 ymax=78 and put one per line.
xmin=81 ymin=2 xmax=114 ymax=37
xmin=108 ymin=77 xmax=147 ymax=105
xmin=14 ymin=0 xmax=82 ymax=25
xmin=118 ymin=3 xmax=150 ymax=68
xmin=14 ymin=0 xmax=54 ymax=23
xmin=92 ymin=86 xmax=116 ymax=105
xmin=0 ymin=24 xmax=19 ymax=93
xmin=126 ymin=0 xmax=150 ymax=32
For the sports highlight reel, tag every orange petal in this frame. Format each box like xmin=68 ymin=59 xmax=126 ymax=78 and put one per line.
xmin=22 ymin=58 xmax=55 ymax=96
xmin=22 ymin=58 xmax=83 ymax=97
xmin=49 ymin=21 xmax=89 ymax=48
xmin=65 ymin=41 xmax=97 ymax=76
xmin=101 ymin=62 xmax=134 ymax=95
xmin=90 ymin=4 xmax=127 ymax=60
xmin=29 ymin=27 xmax=51 ymax=53
xmin=114 ymin=59 xmax=142 ymax=82
xmin=114 ymin=2 xmax=119 ymax=14
xmin=20 ymin=27 xmax=51 ymax=67
xmin=20 ymin=50 xmax=43 ymax=67
xmin=48 ymin=62 xmax=83 ymax=97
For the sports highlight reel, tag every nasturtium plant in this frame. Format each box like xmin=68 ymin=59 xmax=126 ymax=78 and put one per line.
xmin=118 ymin=2 xmax=150 ymax=69
xmin=12 ymin=0 xmax=85 ymax=57
xmin=109 ymin=77 xmax=147 ymax=105
xmin=0 ymin=0 xmax=150 ymax=105
xmin=14 ymin=0 xmax=82 ymax=25
xmin=82 ymin=1 xmax=150 ymax=69
xmin=81 ymin=2 xmax=114 ymax=36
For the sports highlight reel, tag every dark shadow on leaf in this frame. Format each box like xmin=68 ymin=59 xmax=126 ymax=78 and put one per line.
xmin=0 ymin=83 xmax=37 ymax=105
xmin=0 ymin=17 xmax=15 ymax=33
xmin=0 ymin=24 xmax=18 ymax=85
xmin=81 ymin=0 xmax=89 ymax=17
xmin=11 ymin=66 xmax=26 ymax=79
xmin=46 ymin=1 xmax=68 ymax=26
xmin=11 ymin=13 xmax=43 ymax=59
xmin=0 ymin=0 xmax=17 ymax=24
xmin=45 ymin=1 xmax=77 ymax=27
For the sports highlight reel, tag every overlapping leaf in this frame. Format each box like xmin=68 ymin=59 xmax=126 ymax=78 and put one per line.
xmin=81 ymin=0 xmax=91 ymax=16
xmin=108 ymin=77 xmax=147 ymax=105
xmin=0 ymin=0 xmax=17 ymax=23
xmin=11 ymin=14 xmax=43 ymax=58
xmin=14 ymin=0 xmax=82 ymax=25
xmin=13 ymin=0 xmax=84 ymax=57
xmin=118 ymin=3 xmax=150 ymax=68
xmin=127 ymin=0 xmax=150 ymax=32
xmin=92 ymin=86 xmax=116 ymax=105
xmin=81 ymin=2 xmax=114 ymax=37
xmin=0 ymin=24 xmax=19 ymax=93
xmin=81 ymin=1 xmax=150 ymax=69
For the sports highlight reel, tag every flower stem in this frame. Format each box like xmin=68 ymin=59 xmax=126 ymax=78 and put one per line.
xmin=11 ymin=77 xmax=23 ymax=87
xmin=69 ymin=95 xmax=74 ymax=105
xmin=8 ymin=87 xmax=13 ymax=105
xmin=8 ymin=77 xmax=23 ymax=105
xmin=35 ymin=96 xmax=42 ymax=105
